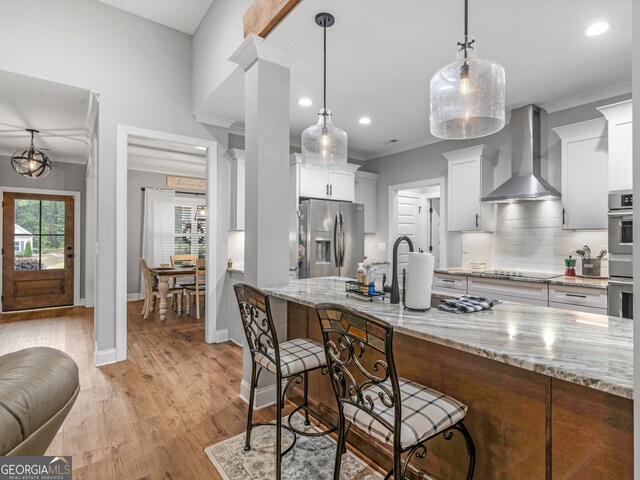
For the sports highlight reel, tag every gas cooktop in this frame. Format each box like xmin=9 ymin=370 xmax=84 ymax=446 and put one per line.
xmin=482 ymin=270 xmax=560 ymax=280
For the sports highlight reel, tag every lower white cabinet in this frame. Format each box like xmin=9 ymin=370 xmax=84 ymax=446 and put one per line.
xmin=432 ymin=273 xmax=609 ymax=313
xmin=548 ymin=284 xmax=607 ymax=314
xmin=467 ymin=278 xmax=549 ymax=306
xmin=433 ymin=273 xmax=468 ymax=295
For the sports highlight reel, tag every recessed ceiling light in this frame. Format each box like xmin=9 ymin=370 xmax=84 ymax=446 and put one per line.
xmin=298 ymin=98 xmax=313 ymax=106
xmin=585 ymin=22 xmax=609 ymax=37
xmin=359 ymin=117 xmax=371 ymax=125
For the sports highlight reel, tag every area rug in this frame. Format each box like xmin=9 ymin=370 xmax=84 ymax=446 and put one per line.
xmin=205 ymin=414 xmax=383 ymax=480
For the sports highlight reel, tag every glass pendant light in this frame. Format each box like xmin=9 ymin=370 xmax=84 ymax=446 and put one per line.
xmin=301 ymin=13 xmax=348 ymax=170
xmin=11 ymin=129 xmax=52 ymax=178
xmin=429 ymin=0 xmax=505 ymax=139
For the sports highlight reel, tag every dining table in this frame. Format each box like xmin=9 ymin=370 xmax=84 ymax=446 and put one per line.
xmin=148 ymin=265 xmax=202 ymax=321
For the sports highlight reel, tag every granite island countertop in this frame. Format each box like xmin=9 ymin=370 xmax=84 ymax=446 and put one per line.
xmin=435 ymin=267 xmax=608 ymax=289
xmin=262 ymin=277 xmax=632 ymax=399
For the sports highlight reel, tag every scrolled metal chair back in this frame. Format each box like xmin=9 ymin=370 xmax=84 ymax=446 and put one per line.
xmin=233 ymin=283 xmax=280 ymax=367
xmin=315 ymin=303 xmax=401 ymax=435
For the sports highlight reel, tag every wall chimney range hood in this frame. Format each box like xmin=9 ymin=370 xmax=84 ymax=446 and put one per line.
xmin=481 ymin=104 xmax=560 ymax=203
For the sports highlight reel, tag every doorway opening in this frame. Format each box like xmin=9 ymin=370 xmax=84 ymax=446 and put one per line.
xmin=388 ymin=178 xmax=447 ymax=281
xmin=114 ymin=125 xmax=219 ymax=364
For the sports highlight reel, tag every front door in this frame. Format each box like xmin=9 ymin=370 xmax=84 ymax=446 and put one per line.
xmin=2 ymin=192 xmax=75 ymax=311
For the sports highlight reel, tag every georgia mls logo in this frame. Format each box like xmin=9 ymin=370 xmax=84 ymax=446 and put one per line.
xmin=0 ymin=456 xmax=72 ymax=480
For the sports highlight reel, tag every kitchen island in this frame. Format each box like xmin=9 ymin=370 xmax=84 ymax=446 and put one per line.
xmin=263 ymin=277 xmax=633 ymax=480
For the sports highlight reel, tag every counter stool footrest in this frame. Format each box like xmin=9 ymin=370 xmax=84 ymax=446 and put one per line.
xmin=287 ymin=404 xmax=337 ymax=437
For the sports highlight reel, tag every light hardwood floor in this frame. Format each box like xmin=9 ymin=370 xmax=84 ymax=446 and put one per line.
xmin=0 ymin=301 xmax=279 ymax=479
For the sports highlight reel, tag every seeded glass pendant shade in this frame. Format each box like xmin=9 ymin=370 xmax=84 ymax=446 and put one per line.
xmin=429 ymin=0 xmax=505 ymax=139
xmin=301 ymin=13 xmax=348 ymax=170
xmin=301 ymin=108 xmax=348 ymax=169
xmin=11 ymin=129 xmax=52 ymax=178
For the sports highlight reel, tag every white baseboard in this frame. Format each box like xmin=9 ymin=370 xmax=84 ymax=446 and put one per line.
xmin=94 ymin=345 xmax=118 ymax=366
xmin=230 ymin=338 xmax=243 ymax=347
xmin=240 ymin=379 xmax=279 ymax=410
xmin=127 ymin=293 xmax=144 ymax=301
xmin=214 ymin=329 xmax=229 ymax=343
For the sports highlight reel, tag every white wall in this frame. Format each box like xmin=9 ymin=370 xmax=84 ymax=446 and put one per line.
xmin=192 ymin=0 xmax=252 ymax=109
xmin=0 ymin=0 xmax=213 ymax=353
xmin=461 ymin=201 xmax=608 ymax=274
xmin=363 ymin=94 xmax=631 ymax=267
xmin=126 ymin=170 xmax=167 ymax=295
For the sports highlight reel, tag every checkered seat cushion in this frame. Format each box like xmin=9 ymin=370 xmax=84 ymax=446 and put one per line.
xmin=255 ymin=338 xmax=326 ymax=376
xmin=343 ymin=378 xmax=467 ymax=448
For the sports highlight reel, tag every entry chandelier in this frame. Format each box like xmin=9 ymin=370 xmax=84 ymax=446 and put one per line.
xmin=11 ymin=129 xmax=52 ymax=178
xmin=429 ymin=0 xmax=505 ymax=139
xmin=301 ymin=12 xmax=348 ymax=170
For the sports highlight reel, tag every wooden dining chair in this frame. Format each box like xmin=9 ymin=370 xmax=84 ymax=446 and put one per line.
xmin=139 ymin=258 xmax=184 ymax=320
xmin=170 ymin=254 xmax=197 ymax=312
xmin=184 ymin=262 xmax=205 ymax=319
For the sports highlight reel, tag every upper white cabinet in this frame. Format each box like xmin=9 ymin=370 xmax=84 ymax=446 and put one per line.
xmin=355 ymin=171 xmax=378 ymax=234
xmin=228 ymin=148 xmax=245 ymax=231
xmin=292 ymin=153 xmax=359 ymax=202
xmin=444 ymin=145 xmax=498 ymax=232
xmin=597 ymin=100 xmax=633 ymax=191
xmin=553 ymin=118 xmax=608 ymax=230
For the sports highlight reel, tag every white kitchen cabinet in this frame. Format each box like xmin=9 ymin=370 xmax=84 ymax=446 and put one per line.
xmin=433 ymin=273 xmax=468 ymax=295
xmin=293 ymin=153 xmax=359 ymax=202
xmin=552 ymin=118 xmax=608 ymax=230
xmin=443 ymin=145 xmax=498 ymax=232
xmin=299 ymin=166 xmax=329 ymax=199
xmin=355 ymin=171 xmax=378 ymax=233
xmin=548 ymin=284 xmax=607 ymax=313
xmin=548 ymin=302 xmax=607 ymax=315
xmin=467 ymin=277 xmax=549 ymax=306
xmin=327 ymin=169 xmax=355 ymax=201
xmin=228 ymin=148 xmax=245 ymax=231
xmin=597 ymin=100 xmax=633 ymax=191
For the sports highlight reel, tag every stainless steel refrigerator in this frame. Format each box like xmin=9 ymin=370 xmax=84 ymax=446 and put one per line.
xmin=298 ymin=199 xmax=365 ymax=279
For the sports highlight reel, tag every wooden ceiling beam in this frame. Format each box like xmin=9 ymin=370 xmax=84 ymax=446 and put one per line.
xmin=243 ymin=0 xmax=302 ymax=38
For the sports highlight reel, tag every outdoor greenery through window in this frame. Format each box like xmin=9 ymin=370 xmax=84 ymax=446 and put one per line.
xmin=14 ymin=199 xmax=66 ymax=271
xmin=174 ymin=202 xmax=206 ymax=259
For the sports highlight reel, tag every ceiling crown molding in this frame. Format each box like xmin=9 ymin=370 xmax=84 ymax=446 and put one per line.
xmin=541 ymin=82 xmax=632 ymax=114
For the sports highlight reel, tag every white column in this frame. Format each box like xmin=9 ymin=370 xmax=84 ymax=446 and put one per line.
xmin=231 ymin=35 xmax=291 ymax=408
xmin=632 ymin=0 xmax=640 ymax=474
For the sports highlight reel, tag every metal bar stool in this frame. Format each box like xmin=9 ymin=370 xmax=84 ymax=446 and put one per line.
xmin=315 ymin=303 xmax=476 ymax=480
xmin=233 ymin=283 xmax=336 ymax=480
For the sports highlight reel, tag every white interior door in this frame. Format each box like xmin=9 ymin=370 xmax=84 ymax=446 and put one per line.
xmin=430 ymin=198 xmax=441 ymax=268
xmin=396 ymin=192 xmax=421 ymax=281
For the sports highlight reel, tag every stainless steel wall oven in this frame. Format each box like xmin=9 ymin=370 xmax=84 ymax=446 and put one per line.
xmin=608 ymin=190 xmax=633 ymax=319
